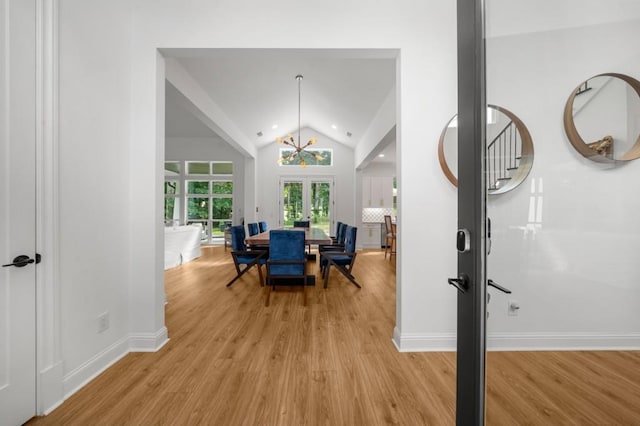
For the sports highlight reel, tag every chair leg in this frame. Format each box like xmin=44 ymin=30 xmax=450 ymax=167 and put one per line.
xmin=226 ymin=264 xmax=252 ymax=287
xmin=257 ymin=264 xmax=264 ymax=287
xmin=265 ymin=281 xmax=271 ymax=306
xmin=324 ymin=260 xmax=361 ymax=289
xmin=323 ymin=263 xmax=331 ymax=289
xmin=302 ymin=276 xmax=307 ymax=306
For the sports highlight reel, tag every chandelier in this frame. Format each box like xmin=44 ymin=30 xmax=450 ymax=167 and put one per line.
xmin=276 ymin=74 xmax=323 ymax=167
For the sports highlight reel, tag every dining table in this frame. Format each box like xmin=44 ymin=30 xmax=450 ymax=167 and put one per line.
xmin=245 ymin=226 xmax=332 ymax=247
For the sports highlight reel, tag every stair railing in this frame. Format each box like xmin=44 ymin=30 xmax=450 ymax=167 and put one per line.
xmin=487 ymin=120 xmax=520 ymax=191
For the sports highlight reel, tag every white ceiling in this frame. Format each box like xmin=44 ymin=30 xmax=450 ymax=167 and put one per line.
xmin=164 ymin=49 xmax=397 ymax=157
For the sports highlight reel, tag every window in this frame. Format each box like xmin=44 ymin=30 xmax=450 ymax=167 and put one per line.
xmin=185 ymin=161 xmax=234 ymax=243
xmin=165 ymin=161 xmax=234 ymax=244
xmin=164 ymin=163 xmax=181 ymax=224
xmin=278 ymin=148 xmax=333 ymax=166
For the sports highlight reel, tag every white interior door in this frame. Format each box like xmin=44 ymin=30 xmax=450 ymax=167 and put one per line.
xmin=0 ymin=0 xmax=37 ymax=424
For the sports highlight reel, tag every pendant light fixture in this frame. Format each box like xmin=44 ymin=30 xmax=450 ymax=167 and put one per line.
xmin=276 ymin=74 xmax=323 ymax=167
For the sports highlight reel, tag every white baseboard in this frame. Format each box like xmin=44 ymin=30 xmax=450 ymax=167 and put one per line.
xmin=61 ymin=327 xmax=169 ymax=402
xmin=129 ymin=326 xmax=169 ymax=352
xmin=393 ymin=328 xmax=456 ymax=352
xmin=62 ymin=336 xmax=130 ymax=399
xmin=39 ymin=361 xmax=64 ymax=415
xmin=487 ymin=332 xmax=640 ymax=351
xmin=392 ymin=330 xmax=640 ymax=352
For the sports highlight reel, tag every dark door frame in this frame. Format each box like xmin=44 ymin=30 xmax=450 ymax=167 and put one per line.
xmin=455 ymin=0 xmax=487 ymax=424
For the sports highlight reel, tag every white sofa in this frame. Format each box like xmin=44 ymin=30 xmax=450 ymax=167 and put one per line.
xmin=164 ymin=224 xmax=202 ymax=269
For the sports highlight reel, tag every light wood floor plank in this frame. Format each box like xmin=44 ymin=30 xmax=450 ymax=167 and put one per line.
xmin=28 ymin=246 xmax=640 ymax=425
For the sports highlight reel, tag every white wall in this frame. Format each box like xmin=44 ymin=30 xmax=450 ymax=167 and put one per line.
xmin=57 ymin=0 xmax=135 ymax=397
xmin=485 ymin=17 xmax=640 ymax=349
xmin=257 ymin=128 xmax=355 ymax=231
xmin=165 ymin=137 xmax=246 ymax=226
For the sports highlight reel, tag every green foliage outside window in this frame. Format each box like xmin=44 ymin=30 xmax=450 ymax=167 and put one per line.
xmin=279 ymin=149 xmax=333 ymax=166
xmin=212 ymin=181 xmax=233 ymax=194
xmin=187 ymin=181 xmax=209 ymax=194
xmin=187 ymin=198 xmax=209 ymax=220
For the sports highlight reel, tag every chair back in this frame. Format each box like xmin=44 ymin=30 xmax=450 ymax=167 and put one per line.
xmin=230 ymin=225 xmax=247 ymax=251
xmin=247 ymin=222 xmax=260 ymax=236
xmin=337 ymin=222 xmax=347 ymax=244
xmin=384 ymin=215 xmax=393 ymax=235
xmin=269 ymin=230 xmax=305 ymax=275
xmin=293 ymin=220 xmax=310 ymax=228
xmin=258 ymin=221 xmax=268 ymax=233
xmin=344 ymin=226 xmax=357 ymax=253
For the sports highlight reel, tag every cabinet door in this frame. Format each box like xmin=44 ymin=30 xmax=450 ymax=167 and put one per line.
xmin=361 ymin=224 xmax=382 ymax=248
xmin=380 ymin=176 xmax=394 ymax=208
xmin=369 ymin=177 xmax=393 ymax=208
xmin=362 ymin=176 xmax=372 ymax=207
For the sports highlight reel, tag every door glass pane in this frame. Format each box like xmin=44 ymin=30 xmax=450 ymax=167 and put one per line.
xmin=164 ymin=197 xmax=180 ymax=223
xmin=212 ymin=181 xmax=232 ymax=194
xmin=212 ymin=198 xmax=233 ymax=230
xmin=211 ymin=219 xmax=231 ymax=239
xmin=310 ymin=181 xmax=331 ymax=234
xmin=282 ymin=181 xmax=303 ymax=226
xmin=484 ymin=3 xmax=640 ymax=423
xmin=212 ymin=162 xmax=233 ymax=175
xmin=164 ymin=181 xmax=179 ymax=195
xmin=187 ymin=181 xmax=209 ymax=194
xmin=164 ymin=161 xmax=180 ymax=176
xmin=187 ymin=198 xmax=209 ymax=220
xmin=186 ymin=161 xmax=210 ymax=175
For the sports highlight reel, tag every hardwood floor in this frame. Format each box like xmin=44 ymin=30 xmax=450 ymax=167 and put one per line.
xmin=30 ymin=246 xmax=640 ymax=425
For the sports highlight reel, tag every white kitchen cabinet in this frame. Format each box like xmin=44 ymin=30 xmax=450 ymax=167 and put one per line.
xmin=362 ymin=176 xmax=393 ymax=208
xmin=360 ymin=223 xmax=382 ymax=249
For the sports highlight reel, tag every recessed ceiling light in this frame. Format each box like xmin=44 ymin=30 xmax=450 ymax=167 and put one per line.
xmin=256 ymin=131 xmax=263 ymax=137
xmin=331 ymin=124 xmax=337 ymax=129
xmin=272 ymin=124 xmax=278 ymax=129
xmin=378 ymin=154 xmax=385 ymax=158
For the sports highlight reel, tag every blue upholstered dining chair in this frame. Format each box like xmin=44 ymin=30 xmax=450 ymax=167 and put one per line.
xmin=226 ymin=225 xmax=267 ymax=287
xmin=258 ymin=221 xmax=268 ymax=233
xmin=292 ymin=219 xmax=311 ymax=254
xmin=265 ymin=230 xmax=308 ymax=306
xmin=320 ymin=225 xmax=360 ymax=289
xmin=318 ymin=221 xmax=347 ymax=275
xmin=247 ymin=222 xmax=260 ymax=236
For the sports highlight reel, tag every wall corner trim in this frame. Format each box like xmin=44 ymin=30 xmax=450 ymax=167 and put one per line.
xmin=39 ymin=361 xmax=64 ymax=415
xmin=393 ymin=331 xmax=457 ymax=352
xmin=129 ymin=327 xmax=170 ymax=352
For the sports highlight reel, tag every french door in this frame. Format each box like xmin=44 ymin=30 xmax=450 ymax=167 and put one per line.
xmin=279 ymin=177 xmax=334 ymax=235
xmin=0 ymin=0 xmax=38 ymax=423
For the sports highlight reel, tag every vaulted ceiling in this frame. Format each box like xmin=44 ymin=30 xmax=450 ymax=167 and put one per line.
xmin=164 ymin=49 xmax=397 ymax=161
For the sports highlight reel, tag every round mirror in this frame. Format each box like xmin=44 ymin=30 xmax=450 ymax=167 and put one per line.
xmin=564 ymin=73 xmax=640 ymax=163
xmin=437 ymin=104 xmax=534 ymax=195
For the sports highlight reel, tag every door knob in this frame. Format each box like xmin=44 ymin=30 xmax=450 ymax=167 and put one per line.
xmin=2 ymin=255 xmax=35 ymax=268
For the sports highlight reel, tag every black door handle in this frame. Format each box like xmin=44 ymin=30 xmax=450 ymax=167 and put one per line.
xmin=488 ymin=279 xmax=511 ymax=294
xmin=2 ymin=255 xmax=36 ymax=268
xmin=448 ymin=273 xmax=469 ymax=293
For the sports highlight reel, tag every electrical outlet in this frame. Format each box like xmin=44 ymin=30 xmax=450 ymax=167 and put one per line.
xmin=98 ymin=311 xmax=109 ymax=333
xmin=508 ymin=300 xmax=520 ymax=316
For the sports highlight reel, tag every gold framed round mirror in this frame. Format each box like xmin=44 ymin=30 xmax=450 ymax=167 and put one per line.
xmin=563 ymin=73 xmax=640 ymax=163
xmin=437 ymin=104 xmax=534 ymax=195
